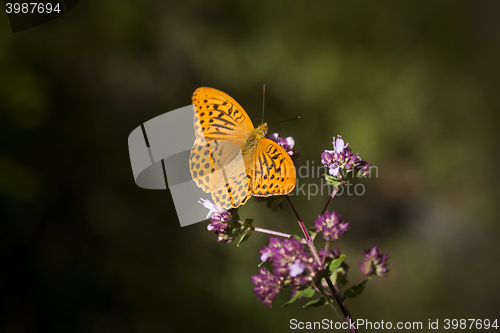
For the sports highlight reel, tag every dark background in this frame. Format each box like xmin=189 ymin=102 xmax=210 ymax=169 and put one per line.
xmin=1 ymin=1 xmax=499 ymax=332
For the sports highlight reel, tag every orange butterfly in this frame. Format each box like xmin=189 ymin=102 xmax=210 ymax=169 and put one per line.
xmin=189 ymin=87 xmax=296 ymax=209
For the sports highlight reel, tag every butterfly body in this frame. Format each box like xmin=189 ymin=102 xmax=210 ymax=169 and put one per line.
xmin=243 ymin=123 xmax=268 ymax=155
xmin=190 ymin=87 xmax=296 ymax=210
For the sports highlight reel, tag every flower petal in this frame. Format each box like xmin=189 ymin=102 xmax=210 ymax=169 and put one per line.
xmin=289 ymin=259 xmax=305 ymax=277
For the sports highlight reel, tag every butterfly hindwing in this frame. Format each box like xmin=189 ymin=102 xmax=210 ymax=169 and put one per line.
xmin=190 ymin=137 xmax=252 ymax=210
xmin=211 ymin=152 xmax=252 ymax=209
xmin=190 ymin=138 xmax=237 ymax=188
xmin=250 ymin=138 xmax=296 ymax=196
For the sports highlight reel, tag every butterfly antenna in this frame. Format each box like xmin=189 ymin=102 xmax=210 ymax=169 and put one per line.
xmin=262 ymin=85 xmax=266 ymax=124
xmin=268 ymin=116 xmax=300 ymax=126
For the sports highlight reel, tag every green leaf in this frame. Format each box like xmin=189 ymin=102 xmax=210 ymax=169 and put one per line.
xmin=344 ymin=279 xmax=368 ymax=299
xmin=307 ymin=226 xmax=317 ymax=234
xmin=236 ymin=230 xmax=252 ymax=247
xmin=303 ymin=297 xmax=327 ymax=309
xmin=324 ymin=174 xmax=343 ymax=187
xmin=232 ymin=209 xmax=240 ymax=222
xmin=291 ymin=234 xmax=305 ymax=242
xmin=242 ymin=218 xmax=254 ymax=229
xmin=332 ymin=268 xmax=348 ymax=288
xmin=325 ymin=255 xmax=346 ymax=277
xmin=283 ymin=286 xmax=315 ymax=308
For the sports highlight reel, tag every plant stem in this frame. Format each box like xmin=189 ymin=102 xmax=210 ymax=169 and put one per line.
xmin=322 ymin=242 xmax=330 ymax=266
xmin=353 ymin=274 xmax=367 ymax=287
xmin=314 ymin=284 xmax=344 ymax=324
xmin=324 ymin=277 xmax=358 ymax=333
xmin=253 ymin=227 xmax=292 ymax=238
xmin=284 ymin=196 xmax=307 ymax=237
xmin=284 ymin=196 xmax=322 ymax=262
xmin=237 ymin=220 xmax=292 ymax=238
xmin=286 ymin=195 xmax=359 ymax=333
xmin=321 ymin=186 xmax=339 ymax=215
xmin=319 ymin=188 xmax=359 ymax=330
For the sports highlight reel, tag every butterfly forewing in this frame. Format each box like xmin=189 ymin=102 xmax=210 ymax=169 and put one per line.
xmin=192 ymin=87 xmax=254 ymax=145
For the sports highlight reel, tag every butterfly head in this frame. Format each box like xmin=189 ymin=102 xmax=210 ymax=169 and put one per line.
xmin=256 ymin=122 xmax=268 ymax=139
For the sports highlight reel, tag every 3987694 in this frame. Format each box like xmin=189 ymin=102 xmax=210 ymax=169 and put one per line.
xmin=5 ymin=2 xmax=61 ymax=14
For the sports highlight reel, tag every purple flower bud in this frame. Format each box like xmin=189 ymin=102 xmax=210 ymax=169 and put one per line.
xmin=199 ymin=198 xmax=243 ymax=244
xmin=253 ymin=237 xmax=321 ymax=305
xmin=321 ymin=135 xmax=370 ymax=181
xmin=358 ymin=246 xmax=389 ymax=277
xmin=269 ymin=133 xmax=300 ymax=160
xmin=251 ymin=268 xmax=282 ymax=307
xmin=315 ymin=211 xmax=350 ymax=242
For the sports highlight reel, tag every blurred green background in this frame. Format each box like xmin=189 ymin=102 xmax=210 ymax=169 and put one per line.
xmin=1 ymin=1 xmax=500 ymax=332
